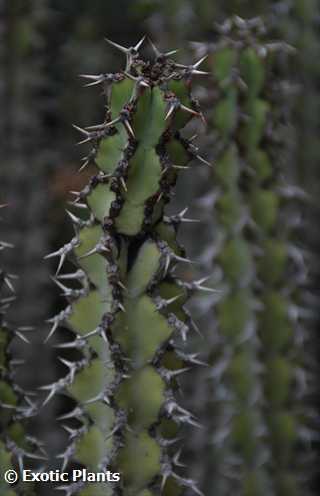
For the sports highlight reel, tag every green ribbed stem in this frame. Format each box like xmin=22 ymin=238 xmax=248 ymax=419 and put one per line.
xmin=205 ymin=19 xmax=272 ymax=496
xmin=205 ymin=17 xmax=308 ymax=496
xmin=44 ymin=39 xmax=205 ymax=496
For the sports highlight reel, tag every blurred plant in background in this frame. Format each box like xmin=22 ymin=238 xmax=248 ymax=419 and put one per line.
xmin=198 ymin=18 xmax=314 ymax=495
xmin=0 ymin=0 xmax=59 ymax=476
xmin=0 ymin=206 xmax=46 ymax=496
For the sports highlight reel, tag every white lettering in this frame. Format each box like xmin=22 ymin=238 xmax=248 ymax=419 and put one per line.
xmin=21 ymin=469 xmax=120 ymax=484
xmin=23 ymin=470 xmax=34 ymax=482
xmin=73 ymin=469 xmax=83 ymax=481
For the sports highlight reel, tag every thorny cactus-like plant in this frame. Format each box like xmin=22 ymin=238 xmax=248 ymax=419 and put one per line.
xmin=235 ymin=24 xmax=313 ymax=495
xmin=198 ymin=17 xmax=272 ymax=496
xmin=0 ymin=207 xmax=44 ymax=496
xmin=43 ymin=37 xmax=209 ymax=495
xmin=200 ymin=16 xmax=313 ymax=496
xmin=0 ymin=217 xmax=18 ymax=496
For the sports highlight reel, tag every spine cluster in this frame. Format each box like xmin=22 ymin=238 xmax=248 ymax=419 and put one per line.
xmin=43 ymin=38 xmax=207 ymax=496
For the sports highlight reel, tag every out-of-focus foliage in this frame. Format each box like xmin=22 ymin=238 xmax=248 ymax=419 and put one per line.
xmin=0 ymin=0 xmax=60 ymax=478
xmin=0 ymin=211 xmax=44 ymax=496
